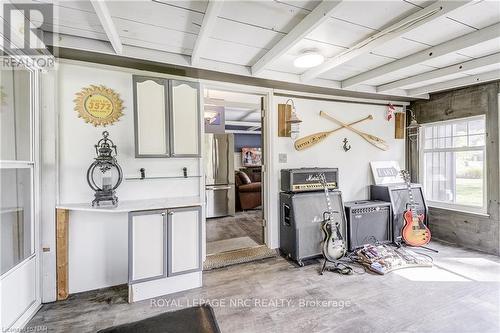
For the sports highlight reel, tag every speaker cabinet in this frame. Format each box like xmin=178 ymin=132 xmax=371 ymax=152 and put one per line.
xmin=279 ymin=190 xmax=346 ymax=265
xmin=344 ymin=200 xmax=391 ymax=252
xmin=370 ymin=184 xmax=428 ymax=243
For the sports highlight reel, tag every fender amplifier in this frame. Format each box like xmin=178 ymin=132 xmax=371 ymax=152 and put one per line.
xmin=279 ymin=190 xmax=346 ymax=266
xmin=281 ymin=168 xmax=339 ymax=193
xmin=344 ymin=200 xmax=391 ymax=252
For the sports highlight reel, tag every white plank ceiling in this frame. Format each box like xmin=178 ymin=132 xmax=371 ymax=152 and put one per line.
xmin=8 ymin=0 xmax=500 ymax=98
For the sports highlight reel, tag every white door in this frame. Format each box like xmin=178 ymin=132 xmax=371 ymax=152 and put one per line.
xmin=0 ymin=67 xmax=40 ymax=330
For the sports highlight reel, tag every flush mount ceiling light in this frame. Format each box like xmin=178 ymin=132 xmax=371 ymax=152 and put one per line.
xmin=294 ymin=51 xmax=325 ymax=68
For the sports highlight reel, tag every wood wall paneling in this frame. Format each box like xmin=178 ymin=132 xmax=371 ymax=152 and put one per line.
xmin=410 ymin=82 xmax=500 ymax=255
xmin=56 ymin=209 xmax=69 ymax=300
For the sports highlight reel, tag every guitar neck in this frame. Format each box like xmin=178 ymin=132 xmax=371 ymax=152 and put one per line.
xmin=405 ymin=175 xmax=417 ymax=218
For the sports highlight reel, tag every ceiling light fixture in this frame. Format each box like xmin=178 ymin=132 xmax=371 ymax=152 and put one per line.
xmin=294 ymin=51 xmax=325 ymax=68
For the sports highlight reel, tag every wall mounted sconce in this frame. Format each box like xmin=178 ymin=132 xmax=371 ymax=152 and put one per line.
xmin=406 ymin=108 xmax=421 ymax=142
xmin=278 ymin=99 xmax=302 ymax=139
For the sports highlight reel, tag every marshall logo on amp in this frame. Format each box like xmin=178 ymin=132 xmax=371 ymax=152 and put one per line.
xmin=281 ymin=168 xmax=339 ymax=193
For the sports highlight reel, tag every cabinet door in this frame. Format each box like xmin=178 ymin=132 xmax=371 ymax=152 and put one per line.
xmin=169 ymin=80 xmax=200 ymax=157
xmin=129 ymin=210 xmax=167 ymax=283
xmin=133 ymin=76 xmax=169 ymax=157
xmin=168 ymin=206 xmax=201 ymax=276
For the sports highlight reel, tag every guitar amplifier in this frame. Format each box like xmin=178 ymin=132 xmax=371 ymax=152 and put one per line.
xmin=370 ymin=184 xmax=428 ymax=243
xmin=279 ymin=190 xmax=346 ymax=266
xmin=281 ymin=168 xmax=338 ymax=193
xmin=344 ymin=200 xmax=392 ymax=252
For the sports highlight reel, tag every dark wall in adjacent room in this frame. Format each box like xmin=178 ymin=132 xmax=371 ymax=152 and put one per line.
xmin=234 ymin=134 xmax=261 ymax=152
xmin=409 ymin=82 xmax=500 ymax=255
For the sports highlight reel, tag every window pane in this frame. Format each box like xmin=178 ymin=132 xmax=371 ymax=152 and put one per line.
xmin=437 ymin=125 xmax=446 ymax=138
xmin=455 ymin=151 xmax=484 ymax=207
xmin=422 ymin=117 xmax=485 ymax=211
xmin=453 ymin=122 xmax=467 ymax=136
xmin=469 ymin=134 xmax=485 ymax=147
xmin=453 ymin=136 xmax=467 ymax=148
xmin=0 ymin=69 xmax=31 ymax=161
xmin=468 ymin=119 xmax=485 ymax=135
xmin=424 ymin=126 xmax=433 ymax=138
xmin=1 ymin=168 xmax=33 ymax=275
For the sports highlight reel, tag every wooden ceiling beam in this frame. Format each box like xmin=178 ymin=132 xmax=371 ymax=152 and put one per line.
xmin=343 ymin=22 xmax=500 ymax=88
xmin=90 ymin=0 xmax=123 ymax=54
xmin=191 ymin=0 xmax=224 ymax=66
xmin=251 ymin=0 xmax=343 ymax=76
xmin=407 ymin=70 xmax=500 ymax=96
xmin=301 ymin=0 xmax=471 ymax=82
xmin=378 ymin=52 xmax=500 ymax=92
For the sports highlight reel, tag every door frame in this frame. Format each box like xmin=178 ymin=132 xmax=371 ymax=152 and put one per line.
xmin=0 ymin=65 xmax=42 ymax=330
xmin=199 ymin=80 xmax=274 ymax=260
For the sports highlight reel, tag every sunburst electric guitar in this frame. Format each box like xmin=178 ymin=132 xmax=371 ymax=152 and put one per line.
xmin=400 ymin=170 xmax=431 ymax=247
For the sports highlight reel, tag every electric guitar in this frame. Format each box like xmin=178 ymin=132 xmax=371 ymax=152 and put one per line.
xmin=319 ymin=173 xmax=346 ymax=261
xmin=400 ymin=170 xmax=431 ymax=247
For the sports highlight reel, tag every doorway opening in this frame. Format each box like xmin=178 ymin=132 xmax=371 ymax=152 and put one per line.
xmin=203 ymin=88 xmax=271 ymax=267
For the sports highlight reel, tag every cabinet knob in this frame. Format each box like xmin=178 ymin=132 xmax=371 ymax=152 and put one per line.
xmin=168 ymin=212 xmax=174 ymax=215
xmin=161 ymin=212 xmax=166 ymax=216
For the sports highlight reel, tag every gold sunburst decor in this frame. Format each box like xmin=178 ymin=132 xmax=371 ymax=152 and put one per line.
xmin=74 ymin=85 xmax=124 ymax=126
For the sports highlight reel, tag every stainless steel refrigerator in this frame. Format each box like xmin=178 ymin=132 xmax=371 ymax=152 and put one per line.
xmin=204 ymin=133 xmax=235 ymax=218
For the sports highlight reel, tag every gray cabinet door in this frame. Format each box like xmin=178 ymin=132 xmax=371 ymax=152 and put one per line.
xmin=128 ymin=209 xmax=167 ymax=284
xmin=133 ymin=76 xmax=170 ymax=157
xmin=169 ymin=80 xmax=201 ymax=157
xmin=167 ymin=206 xmax=202 ymax=276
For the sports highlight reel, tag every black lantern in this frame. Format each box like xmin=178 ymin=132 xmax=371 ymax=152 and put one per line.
xmin=87 ymin=131 xmax=123 ymax=207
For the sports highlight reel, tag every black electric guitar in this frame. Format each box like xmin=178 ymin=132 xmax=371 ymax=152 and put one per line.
xmin=319 ymin=173 xmax=346 ymax=261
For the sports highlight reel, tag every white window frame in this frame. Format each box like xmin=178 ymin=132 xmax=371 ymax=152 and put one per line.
xmin=419 ymin=115 xmax=487 ymax=215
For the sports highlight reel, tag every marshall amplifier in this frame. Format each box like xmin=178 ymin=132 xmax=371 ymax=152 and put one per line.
xmin=370 ymin=183 xmax=428 ymax=243
xmin=344 ymin=200 xmax=391 ymax=252
xmin=281 ymin=168 xmax=339 ymax=193
xmin=279 ymin=190 xmax=347 ymax=266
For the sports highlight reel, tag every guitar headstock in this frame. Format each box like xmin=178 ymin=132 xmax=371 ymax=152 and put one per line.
xmin=400 ymin=170 xmax=411 ymax=183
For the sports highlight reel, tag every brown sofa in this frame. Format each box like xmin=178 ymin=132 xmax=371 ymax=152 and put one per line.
xmin=235 ymin=170 xmax=261 ymax=210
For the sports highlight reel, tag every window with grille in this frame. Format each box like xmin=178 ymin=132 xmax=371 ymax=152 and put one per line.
xmin=420 ymin=115 xmax=486 ymax=213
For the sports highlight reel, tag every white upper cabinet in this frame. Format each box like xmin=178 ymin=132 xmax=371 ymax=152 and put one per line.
xmin=170 ymin=80 xmax=200 ymax=157
xmin=133 ymin=77 xmax=169 ymax=157
xmin=133 ymin=76 xmax=200 ymax=158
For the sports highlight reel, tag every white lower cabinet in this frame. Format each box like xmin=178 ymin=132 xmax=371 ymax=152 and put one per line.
xmin=129 ymin=210 xmax=167 ymax=283
xmin=168 ymin=207 xmax=202 ymax=275
xmin=128 ymin=206 xmax=202 ymax=301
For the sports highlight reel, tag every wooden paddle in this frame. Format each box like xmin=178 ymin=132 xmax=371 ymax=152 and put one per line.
xmin=294 ymin=115 xmax=373 ymax=151
xmin=319 ymin=111 xmax=389 ymax=151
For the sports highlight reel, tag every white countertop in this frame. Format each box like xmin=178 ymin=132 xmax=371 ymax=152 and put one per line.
xmin=56 ymin=196 xmax=202 ymax=213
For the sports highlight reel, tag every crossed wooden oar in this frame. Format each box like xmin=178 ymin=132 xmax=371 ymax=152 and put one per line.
xmin=294 ymin=111 xmax=389 ymax=151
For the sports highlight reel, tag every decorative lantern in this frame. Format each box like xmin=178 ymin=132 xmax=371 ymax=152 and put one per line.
xmin=406 ymin=108 xmax=421 ymax=143
xmin=87 ymin=131 xmax=123 ymax=207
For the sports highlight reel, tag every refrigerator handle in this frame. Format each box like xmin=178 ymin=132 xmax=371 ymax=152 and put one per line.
xmin=212 ymin=136 xmax=216 ymax=181
xmin=215 ymin=137 xmax=219 ymax=180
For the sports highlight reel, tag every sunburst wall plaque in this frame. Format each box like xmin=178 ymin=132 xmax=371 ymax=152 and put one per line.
xmin=74 ymin=85 xmax=124 ymax=126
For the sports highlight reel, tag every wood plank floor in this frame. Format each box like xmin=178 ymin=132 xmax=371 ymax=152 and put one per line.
xmin=27 ymin=241 xmax=500 ymax=333
xmin=206 ymin=210 xmax=263 ymax=245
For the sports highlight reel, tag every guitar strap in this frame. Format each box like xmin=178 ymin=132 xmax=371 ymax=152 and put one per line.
xmin=324 ymin=262 xmax=353 ymax=275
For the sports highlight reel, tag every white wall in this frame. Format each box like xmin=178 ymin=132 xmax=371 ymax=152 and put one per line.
xmin=267 ymin=95 xmax=405 ymax=247
xmin=53 ymin=62 xmax=201 ymax=293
